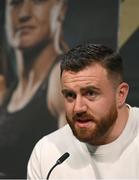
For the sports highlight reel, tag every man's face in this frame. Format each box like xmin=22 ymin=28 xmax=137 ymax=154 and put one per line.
xmin=5 ymin=0 xmax=60 ymax=49
xmin=61 ymin=63 xmax=119 ymax=145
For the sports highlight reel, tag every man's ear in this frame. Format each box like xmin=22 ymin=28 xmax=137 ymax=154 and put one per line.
xmin=116 ymin=82 xmax=129 ymax=108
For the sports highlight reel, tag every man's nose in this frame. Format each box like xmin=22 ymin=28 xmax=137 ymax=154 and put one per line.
xmin=18 ymin=0 xmax=32 ymax=22
xmin=73 ymin=96 xmax=87 ymax=114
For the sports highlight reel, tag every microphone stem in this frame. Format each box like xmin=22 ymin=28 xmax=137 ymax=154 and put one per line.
xmin=46 ymin=163 xmax=58 ymax=180
xmin=46 ymin=152 xmax=70 ymax=179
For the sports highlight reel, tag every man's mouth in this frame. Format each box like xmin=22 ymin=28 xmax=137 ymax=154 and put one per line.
xmin=75 ymin=118 xmax=94 ymax=128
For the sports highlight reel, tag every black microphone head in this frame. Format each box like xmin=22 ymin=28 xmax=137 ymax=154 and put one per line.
xmin=56 ymin=152 xmax=70 ymax=164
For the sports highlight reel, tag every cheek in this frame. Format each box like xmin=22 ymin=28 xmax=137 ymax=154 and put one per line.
xmin=64 ymin=102 xmax=73 ymax=117
xmin=88 ymin=97 xmax=116 ymax=118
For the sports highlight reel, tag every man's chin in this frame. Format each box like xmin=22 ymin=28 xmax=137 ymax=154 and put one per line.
xmin=73 ymin=127 xmax=96 ymax=143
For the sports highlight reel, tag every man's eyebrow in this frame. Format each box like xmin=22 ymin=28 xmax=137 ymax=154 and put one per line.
xmin=61 ymin=89 xmax=74 ymax=94
xmin=80 ymin=85 xmax=100 ymax=92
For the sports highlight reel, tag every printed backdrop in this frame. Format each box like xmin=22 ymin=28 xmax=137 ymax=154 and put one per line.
xmin=1 ymin=0 xmax=138 ymax=178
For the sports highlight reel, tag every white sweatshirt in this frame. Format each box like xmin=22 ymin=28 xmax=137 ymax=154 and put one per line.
xmin=27 ymin=106 xmax=139 ymax=179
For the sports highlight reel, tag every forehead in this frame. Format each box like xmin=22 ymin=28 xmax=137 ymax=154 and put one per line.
xmin=61 ymin=64 xmax=110 ymax=88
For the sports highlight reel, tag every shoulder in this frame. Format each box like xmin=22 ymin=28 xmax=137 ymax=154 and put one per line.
xmin=27 ymin=124 xmax=89 ymax=179
xmin=132 ymin=106 xmax=139 ymax=113
xmin=41 ymin=124 xmax=71 ymax=140
xmin=127 ymin=104 xmax=139 ymax=114
xmin=34 ymin=124 xmax=74 ymax=153
xmin=129 ymin=105 xmax=139 ymax=137
xmin=129 ymin=105 xmax=139 ymax=120
xmin=27 ymin=125 xmax=76 ymax=174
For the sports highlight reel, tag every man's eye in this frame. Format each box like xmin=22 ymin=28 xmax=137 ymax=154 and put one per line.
xmin=63 ymin=92 xmax=76 ymax=102
xmin=86 ymin=90 xmax=95 ymax=96
xmin=85 ymin=90 xmax=98 ymax=100
xmin=66 ymin=92 xmax=75 ymax=98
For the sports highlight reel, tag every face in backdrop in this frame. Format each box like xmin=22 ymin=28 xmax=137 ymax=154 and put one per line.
xmin=5 ymin=0 xmax=64 ymax=49
xmin=61 ymin=63 xmax=120 ymax=145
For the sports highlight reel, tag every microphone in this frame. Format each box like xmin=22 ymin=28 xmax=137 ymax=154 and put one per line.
xmin=46 ymin=152 xmax=70 ymax=180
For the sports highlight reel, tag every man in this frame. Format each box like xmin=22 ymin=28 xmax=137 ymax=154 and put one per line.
xmin=27 ymin=43 xmax=139 ymax=179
